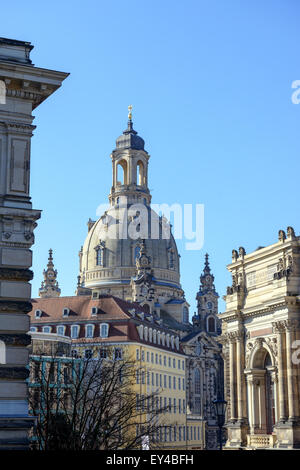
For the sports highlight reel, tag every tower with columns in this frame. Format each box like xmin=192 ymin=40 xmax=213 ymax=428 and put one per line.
xmin=193 ymin=254 xmax=221 ymax=336
xmin=0 ymin=38 xmax=67 ymax=448
xmin=39 ymin=249 xmax=61 ymax=298
xmin=220 ymin=227 xmax=300 ymax=449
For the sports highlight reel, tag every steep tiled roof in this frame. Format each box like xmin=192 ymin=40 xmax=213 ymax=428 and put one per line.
xmin=29 ymin=295 xmax=185 ymax=354
xmin=29 ymin=295 xmax=147 ymax=323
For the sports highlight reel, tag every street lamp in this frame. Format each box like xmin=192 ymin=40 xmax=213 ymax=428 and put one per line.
xmin=212 ymin=398 xmax=227 ymax=451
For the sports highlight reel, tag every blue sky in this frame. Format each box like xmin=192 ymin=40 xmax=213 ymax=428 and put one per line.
xmin=2 ymin=0 xmax=300 ymax=313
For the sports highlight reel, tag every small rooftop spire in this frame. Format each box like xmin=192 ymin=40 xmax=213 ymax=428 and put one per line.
xmin=128 ymin=104 xmax=133 ymax=121
xmin=39 ymin=249 xmax=61 ymax=298
xmin=204 ymin=253 xmax=211 ymax=274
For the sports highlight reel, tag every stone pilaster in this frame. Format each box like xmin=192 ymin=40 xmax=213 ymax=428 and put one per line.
xmin=272 ymin=321 xmax=287 ymax=422
xmin=0 ymin=37 xmax=68 ymax=449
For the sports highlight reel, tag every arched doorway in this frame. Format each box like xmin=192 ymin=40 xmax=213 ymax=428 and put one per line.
xmin=248 ymin=347 xmax=277 ymax=435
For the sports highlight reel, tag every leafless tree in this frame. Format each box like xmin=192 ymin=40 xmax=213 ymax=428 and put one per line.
xmin=28 ymin=347 xmax=169 ymax=450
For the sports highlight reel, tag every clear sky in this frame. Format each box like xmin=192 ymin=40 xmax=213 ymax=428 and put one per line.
xmin=2 ymin=0 xmax=300 ymax=314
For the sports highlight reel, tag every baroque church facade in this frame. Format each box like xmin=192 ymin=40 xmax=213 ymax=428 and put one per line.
xmin=31 ymin=111 xmax=224 ymax=449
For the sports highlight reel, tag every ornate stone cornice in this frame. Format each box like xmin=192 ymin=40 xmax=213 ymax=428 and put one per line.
xmin=222 ymin=301 xmax=288 ymax=324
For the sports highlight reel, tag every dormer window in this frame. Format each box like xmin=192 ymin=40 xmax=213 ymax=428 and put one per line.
xmin=91 ymin=307 xmax=98 ymax=316
xmin=30 ymin=327 xmax=37 ymax=332
xmin=100 ymin=323 xmax=109 ymax=338
xmin=35 ymin=309 xmax=42 ymax=319
xmin=63 ymin=308 xmax=70 ymax=317
xmin=43 ymin=326 xmax=51 ymax=333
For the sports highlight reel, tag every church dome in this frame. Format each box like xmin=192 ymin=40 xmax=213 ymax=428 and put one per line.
xmin=77 ymin=108 xmax=188 ymax=320
xmin=80 ymin=204 xmax=181 ymax=293
xmin=115 ymin=120 xmax=145 ymax=151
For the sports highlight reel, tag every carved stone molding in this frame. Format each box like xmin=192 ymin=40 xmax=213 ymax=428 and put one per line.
xmin=272 ymin=321 xmax=286 ymax=334
xmin=0 ymin=268 xmax=33 ymax=282
xmin=0 ymin=367 xmax=29 ymax=380
xmin=0 ymin=333 xmax=31 ymax=347
xmin=0 ymin=300 xmax=32 ymax=314
xmin=283 ymin=319 xmax=298 ymax=332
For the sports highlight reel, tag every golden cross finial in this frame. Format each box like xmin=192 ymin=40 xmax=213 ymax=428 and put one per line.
xmin=128 ymin=104 xmax=133 ymax=120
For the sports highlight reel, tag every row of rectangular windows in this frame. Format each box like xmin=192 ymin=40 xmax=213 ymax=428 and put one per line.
xmin=136 ymin=425 xmax=201 ymax=442
xmin=136 ymin=394 xmax=185 ymax=414
xmin=136 ymin=371 xmax=185 ymax=390
xmin=136 ymin=350 xmax=185 ymax=370
xmin=31 ymin=323 xmax=109 ymax=339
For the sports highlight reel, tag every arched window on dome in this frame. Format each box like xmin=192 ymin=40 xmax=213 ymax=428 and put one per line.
xmin=116 ymin=159 xmax=128 ymax=185
xmin=168 ymin=248 xmax=175 ymax=269
xmin=136 ymin=161 xmax=144 ymax=186
xmin=207 ymin=316 xmax=216 ymax=333
xmin=95 ymin=242 xmax=105 ymax=266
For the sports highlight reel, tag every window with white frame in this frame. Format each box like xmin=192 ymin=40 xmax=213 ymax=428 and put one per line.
xmin=35 ymin=309 xmax=42 ymax=319
xmin=71 ymin=325 xmax=79 ymax=339
xmin=57 ymin=325 xmax=65 ymax=336
xmin=63 ymin=308 xmax=69 ymax=317
xmin=30 ymin=326 xmax=37 ymax=332
xmin=85 ymin=324 xmax=94 ymax=338
xmin=100 ymin=323 xmax=109 ymax=338
xmin=91 ymin=307 xmax=98 ymax=316
xmin=43 ymin=326 xmax=51 ymax=333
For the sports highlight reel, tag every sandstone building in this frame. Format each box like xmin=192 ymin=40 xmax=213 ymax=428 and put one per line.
xmin=0 ymin=38 xmax=67 ymax=449
xmin=28 ymin=111 xmax=224 ymax=449
xmin=220 ymin=227 xmax=300 ymax=449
